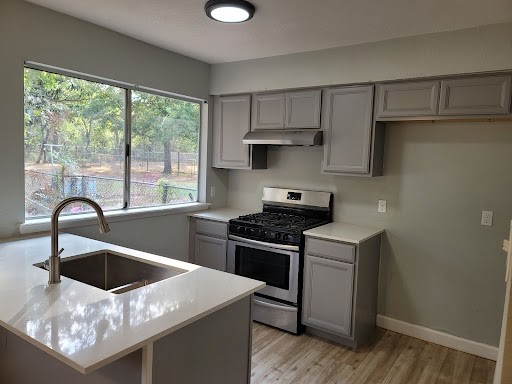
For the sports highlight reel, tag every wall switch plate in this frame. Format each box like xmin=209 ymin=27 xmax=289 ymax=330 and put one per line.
xmin=481 ymin=210 xmax=493 ymax=226
xmin=210 ymin=186 xmax=216 ymax=198
xmin=378 ymin=200 xmax=387 ymax=213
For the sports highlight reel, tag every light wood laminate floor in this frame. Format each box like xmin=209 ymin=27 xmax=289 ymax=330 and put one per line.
xmin=251 ymin=323 xmax=495 ymax=384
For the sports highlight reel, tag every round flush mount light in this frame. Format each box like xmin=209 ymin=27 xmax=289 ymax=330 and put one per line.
xmin=205 ymin=0 xmax=255 ymax=23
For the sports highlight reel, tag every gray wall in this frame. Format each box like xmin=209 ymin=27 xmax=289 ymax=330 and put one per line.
xmin=211 ymin=24 xmax=512 ymax=346
xmin=0 ymin=0 xmax=210 ymax=259
xmin=65 ymin=214 xmax=190 ymax=260
xmin=211 ymin=22 xmax=512 ymax=94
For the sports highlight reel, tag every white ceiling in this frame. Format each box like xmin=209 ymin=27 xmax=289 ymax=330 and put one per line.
xmin=27 ymin=0 xmax=512 ymax=64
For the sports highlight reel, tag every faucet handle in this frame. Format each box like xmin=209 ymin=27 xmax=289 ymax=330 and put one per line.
xmin=58 ymin=248 xmax=64 ymax=256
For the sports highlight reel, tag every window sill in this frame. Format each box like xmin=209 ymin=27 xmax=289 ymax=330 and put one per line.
xmin=19 ymin=202 xmax=211 ymax=235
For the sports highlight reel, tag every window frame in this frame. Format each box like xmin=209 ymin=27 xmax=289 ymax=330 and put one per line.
xmin=23 ymin=61 xmax=205 ymax=219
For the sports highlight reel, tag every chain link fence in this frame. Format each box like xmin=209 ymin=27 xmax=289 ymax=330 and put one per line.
xmin=25 ymin=170 xmax=197 ymax=217
xmin=25 ymin=145 xmax=198 ymax=175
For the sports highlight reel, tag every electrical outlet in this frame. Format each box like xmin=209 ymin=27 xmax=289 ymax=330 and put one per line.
xmin=378 ymin=200 xmax=387 ymax=213
xmin=481 ymin=210 xmax=493 ymax=226
xmin=210 ymin=186 xmax=216 ymax=198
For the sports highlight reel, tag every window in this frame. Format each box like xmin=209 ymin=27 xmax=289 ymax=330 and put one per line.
xmin=24 ymin=67 xmax=200 ymax=219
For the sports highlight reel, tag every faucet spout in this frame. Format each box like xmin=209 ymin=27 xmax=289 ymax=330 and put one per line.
xmin=49 ymin=197 xmax=110 ymax=284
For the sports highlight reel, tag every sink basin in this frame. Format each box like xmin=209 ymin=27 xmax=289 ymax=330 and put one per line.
xmin=35 ymin=251 xmax=185 ymax=294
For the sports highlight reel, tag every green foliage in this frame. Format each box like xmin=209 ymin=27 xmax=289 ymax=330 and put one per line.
xmin=23 ymin=68 xmax=199 ymax=168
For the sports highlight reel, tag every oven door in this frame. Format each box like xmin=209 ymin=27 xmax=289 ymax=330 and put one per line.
xmin=227 ymin=235 xmax=299 ymax=304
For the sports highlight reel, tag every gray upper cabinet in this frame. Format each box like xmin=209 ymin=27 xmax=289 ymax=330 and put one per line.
xmin=252 ymin=90 xmax=321 ymax=130
xmin=322 ymin=85 xmax=374 ymax=175
xmin=376 ymin=80 xmax=440 ymax=118
xmin=252 ymin=93 xmax=285 ymax=130
xmin=439 ymin=75 xmax=512 ymax=115
xmin=285 ymin=90 xmax=322 ymax=129
xmin=212 ymin=94 xmax=266 ymax=169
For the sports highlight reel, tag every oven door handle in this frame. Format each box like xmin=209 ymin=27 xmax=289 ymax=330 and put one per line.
xmin=254 ymin=298 xmax=298 ymax=312
xmin=228 ymin=235 xmax=300 ymax=252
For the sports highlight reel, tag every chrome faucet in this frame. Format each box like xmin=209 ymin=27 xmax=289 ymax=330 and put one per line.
xmin=48 ymin=197 xmax=110 ymax=284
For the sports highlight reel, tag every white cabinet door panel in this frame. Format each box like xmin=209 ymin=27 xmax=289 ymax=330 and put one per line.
xmin=212 ymin=95 xmax=251 ymax=169
xmin=252 ymin=93 xmax=285 ymax=130
xmin=285 ymin=90 xmax=321 ymax=129
xmin=194 ymin=234 xmax=227 ymax=271
xmin=376 ymin=81 xmax=440 ymax=118
xmin=322 ymin=86 xmax=374 ymax=174
xmin=302 ymin=255 xmax=354 ymax=336
xmin=439 ymin=75 xmax=512 ymax=115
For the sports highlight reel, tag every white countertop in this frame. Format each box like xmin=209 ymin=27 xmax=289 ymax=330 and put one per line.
xmin=188 ymin=207 xmax=255 ymax=223
xmin=0 ymin=234 xmax=264 ymax=374
xmin=303 ymin=222 xmax=384 ymax=244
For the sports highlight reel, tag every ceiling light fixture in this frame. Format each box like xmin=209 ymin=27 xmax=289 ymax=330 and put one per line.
xmin=205 ymin=0 xmax=255 ymax=23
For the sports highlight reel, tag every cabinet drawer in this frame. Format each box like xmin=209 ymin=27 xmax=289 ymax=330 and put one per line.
xmin=306 ymin=237 xmax=355 ymax=263
xmin=376 ymin=81 xmax=440 ymax=118
xmin=195 ymin=219 xmax=227 ymax=238
xmin=439 ymin=75 xmax=512 ymax=115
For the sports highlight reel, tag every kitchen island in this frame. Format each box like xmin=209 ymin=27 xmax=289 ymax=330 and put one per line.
xmin=0 ymin=233 xmax=264 ymax=384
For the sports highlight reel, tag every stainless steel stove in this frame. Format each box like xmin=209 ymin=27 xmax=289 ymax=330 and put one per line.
xmin=227 ymin=187 xmax=332 ymax=334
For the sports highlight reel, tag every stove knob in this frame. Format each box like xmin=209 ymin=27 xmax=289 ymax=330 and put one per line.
xmin=282 ymin=233 xmax=289 ymax=241
xmin=260 ymin=230 xmax=266 ymax=237
xmin=274 ymin=233 xmax=281 ymax=240
xmin=236 ymin=226 xmax=245 ymax=234
xmin=248 ymin=228 xmax=255 ymax=236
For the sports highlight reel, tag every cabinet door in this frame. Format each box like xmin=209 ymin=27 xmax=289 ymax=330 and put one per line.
xmin=212 ymin=95 xmax=251 ymax=169
xmin=252 ymin=93 xmax=285 ymax=130
xmin=439 ymin=75 xmax=512 ymax=115
xmin=285 ymin=90 xmax=321 ymax=129
xmin=194 ymin=234 xmax=227 ymax=271
xmin=302 ymin=255 xmax=354 ymax=336
xmin=376 ymin=81 xmax=440 ymax=118
xmin=322 ymin=86 xmax=374 ymax=174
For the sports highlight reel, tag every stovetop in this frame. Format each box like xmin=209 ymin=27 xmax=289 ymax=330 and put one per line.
xmin=229 ymin=212 xmax=329 ymax=245
xmin=234 ymin=212 xmax=326 ymax=230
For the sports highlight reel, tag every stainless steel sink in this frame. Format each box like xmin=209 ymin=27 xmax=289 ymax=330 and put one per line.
xmin=35 ymin=251 xmax=185 ymax=294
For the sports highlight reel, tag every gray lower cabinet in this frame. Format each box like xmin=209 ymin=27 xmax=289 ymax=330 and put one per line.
xmin=194 ymin=234 xmax=227 ymax=271
xmin=190 ymin=218 xmax=228 ymax=271
xmin=212 ymin=94 xmax=266 ymax=169
xmin=302 ymin=234 xmax=381 ymax=348
xmin=439 ymin=75 xmax=512 ymax=115
xmin=376 ymin=80 xmax=440 ymax=118
xmin=302 ymin=255 xmax=354 ymax=336
xmin=321 ymin=85 xmax=375 ymax=175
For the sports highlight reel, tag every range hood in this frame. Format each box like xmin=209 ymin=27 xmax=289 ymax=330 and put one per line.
xmin=242 ymin=130 xmax=323 ymax=146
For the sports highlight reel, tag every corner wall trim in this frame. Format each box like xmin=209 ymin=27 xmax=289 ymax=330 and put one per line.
xmin=376 ymin=315 xmax=498 ymax=361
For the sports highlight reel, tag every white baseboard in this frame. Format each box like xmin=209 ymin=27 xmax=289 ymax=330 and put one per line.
xmin=376 ymin=315 xmax=498 ymax=361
